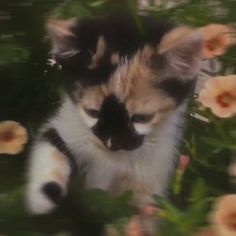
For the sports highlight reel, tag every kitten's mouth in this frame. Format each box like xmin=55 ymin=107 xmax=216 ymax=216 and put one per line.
xmin=104 ymin=138 xmax=143 ymax=151
xmin=92 ymin=135 xmax=144 ymax=152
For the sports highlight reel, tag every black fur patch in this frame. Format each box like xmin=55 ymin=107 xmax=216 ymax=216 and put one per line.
xmin=57 ymin=15 xmax=175 ymax=95
xmin=159 ymin=78 xmax=195 ymax=105
xmin=72 ymin=15 xmax=174 ymax=58
xmin=62 ymin=50 xmax=116 ymax=88
xmin=92 ymin=94 xmax=143 ymax=151
xmin=42 ymin=182 xmax=62 ymax=204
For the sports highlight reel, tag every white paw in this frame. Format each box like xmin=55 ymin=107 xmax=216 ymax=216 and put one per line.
xmin=26 ymin=181 xmax=63 ymax=215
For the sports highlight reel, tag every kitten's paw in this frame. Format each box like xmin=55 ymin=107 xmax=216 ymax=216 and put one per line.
xmin=26 ymin=181 xmax=64 ymax=214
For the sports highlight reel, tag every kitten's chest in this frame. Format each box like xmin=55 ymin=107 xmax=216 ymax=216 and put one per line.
xmin=81 ymin=131 xmax=179 ymax=196
xmin=51 ymin=99 xmax=186 ymax=195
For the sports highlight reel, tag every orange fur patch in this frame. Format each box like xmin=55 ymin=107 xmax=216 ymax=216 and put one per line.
xmin=88 ymin=36 xmax=107 ymax=69
xmin=78 ymin=45 xmax=177 ymax=126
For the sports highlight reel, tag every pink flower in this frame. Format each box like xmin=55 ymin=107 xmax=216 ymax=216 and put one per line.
xmin=198 ymin=75 xmax=236 ymax=118
xmin=178 ymin=155 xmax=190 ymax=172
xmin=200 ymin=24 xmax=235 ymax=59
xmin=193 ymin=228 xmax=217 ymax=236
xmin=125 ymin=216 xmax=144 ymax=236
xmin=210 ymin=194 xmax=236 ymax=236
xmin=141 ymin=205 xmax=159 ymax=216
xmin=0 ymin=121 xmax=28 ymax=155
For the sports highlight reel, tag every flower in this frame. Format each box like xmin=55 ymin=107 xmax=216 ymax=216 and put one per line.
xmin=178 ymin=155 xmax=190 ymax=172
xmin=172 ymin=155 xmax=190 ymax=195
xmin=193 ymin=228 xmax=217 ymax=236
xmin=198 ymin=75 xmax=236 ymax=118
xmin=125 ymin=216 xmax=144 ymax=236
xmin=200 ymin=24 xmax=235 ymax=59
xmin=210 ymin=194 xmax=236 ymax=236
xmin=0 ymin=121 xmax=28 ymax=155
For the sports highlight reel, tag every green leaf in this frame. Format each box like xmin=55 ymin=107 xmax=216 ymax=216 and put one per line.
xmin=88 ymin=0 xmax=105 ymax=7
xmin=189 ymin=178 xmax=207 ymax=203
xmin=157 ymin=197 xmax=184 ymax=223
xmin=230 ymin=130 xmax=236 ymax=139
xmin=202 ymin=137 xmax=228 ymax=149
xmin=79 ymin=189 xmax=133 ymax=222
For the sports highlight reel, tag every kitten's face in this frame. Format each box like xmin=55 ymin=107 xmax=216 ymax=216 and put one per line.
xmin=78 ymin=52 xmax=176 ymax=151
xmin=47 ymin=16 xmax=204 ymax=151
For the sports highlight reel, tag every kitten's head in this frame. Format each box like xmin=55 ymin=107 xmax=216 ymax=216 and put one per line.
xmin=47 ymin=15 xmax=204 ymax=151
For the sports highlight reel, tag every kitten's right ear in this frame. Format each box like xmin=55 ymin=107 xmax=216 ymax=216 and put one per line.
xmin=46 ymin=19 xmax=79 ymax=58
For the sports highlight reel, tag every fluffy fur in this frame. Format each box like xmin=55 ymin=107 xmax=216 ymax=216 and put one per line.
xmin=26 ymin=15 xmax=204 ymax=233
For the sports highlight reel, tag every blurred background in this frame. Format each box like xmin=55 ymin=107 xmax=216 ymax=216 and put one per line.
xmin=0 ymin=0 xmax=236 ymax=235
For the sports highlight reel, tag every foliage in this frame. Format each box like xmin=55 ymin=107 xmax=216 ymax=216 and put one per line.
xmin=0 ymin=0 xmax=236 ymax=235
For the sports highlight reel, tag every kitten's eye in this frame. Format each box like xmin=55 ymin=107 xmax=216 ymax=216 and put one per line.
xmin=84 ymin=108 xmax=100 ymax=118
xmin=131 ymin=114 xmax=154 ymax=123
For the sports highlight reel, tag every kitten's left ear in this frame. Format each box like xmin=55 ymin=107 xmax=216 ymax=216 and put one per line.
xmin=158 ymin=26 xmax=204 ymax=80
xmin=46 ymin=19 xmax=78 ymax=58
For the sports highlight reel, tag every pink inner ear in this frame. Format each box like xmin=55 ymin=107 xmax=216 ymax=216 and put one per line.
xmin=158 ymin=26 xmax=193 ymax=54
xmin=158 ymin=28 xmax=204 ymax=80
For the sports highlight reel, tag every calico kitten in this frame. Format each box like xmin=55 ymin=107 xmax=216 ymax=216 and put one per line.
xmin=26 ymin=15 xmax=204 ymax=216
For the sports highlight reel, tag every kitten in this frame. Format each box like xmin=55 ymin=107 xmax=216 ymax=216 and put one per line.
xmin=26 ymin=15 xmax=204 ymax=217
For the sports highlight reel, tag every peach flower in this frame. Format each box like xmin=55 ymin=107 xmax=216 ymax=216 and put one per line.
xmin=126 ymin=205 xmax=159 ymax=236
xmin=0 ymin=121 xmax=28 ymax=155
xmin=210 ymin=194 xmax=236 ymax=236
xmin=193 ymin=228 xmax=217 ymax=236
xmin=198 ymin=75 xmax=236 ymax=118
xmin=126 ymin=216 xmax=144 ymax=236
xmin=141 ymin=205 xmax=159 ymax=216
xmin=200 ymin=24 xmax=235 ymax=59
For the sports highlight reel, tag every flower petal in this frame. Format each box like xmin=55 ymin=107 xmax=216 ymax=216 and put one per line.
xmin=210 ymin=195 xmax=236 ymax=236
xmin=200 ymin=24 xmax=236 ymax=59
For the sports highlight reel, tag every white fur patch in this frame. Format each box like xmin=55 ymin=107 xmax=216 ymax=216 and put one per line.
xmin=134 ymin=123 xmax=152 ymax=135
xmin=26 ymin=141 xmax=70 ymax=214
xmin=79 ymin=107 xmax=98 ymax=128
xmin=28 ymin=96 xmax=187 ymax=210
xmin=55 ymin=98 xmax=185 ymax=198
